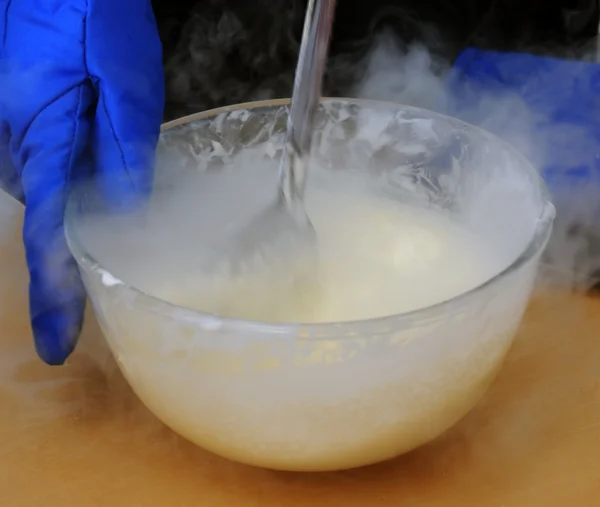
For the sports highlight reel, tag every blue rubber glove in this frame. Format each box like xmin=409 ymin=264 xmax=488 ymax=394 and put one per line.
xmin=447 ymin=48 xmax=600 ymax=192
xmin=0 ymin=0 xmax=165 ymax=365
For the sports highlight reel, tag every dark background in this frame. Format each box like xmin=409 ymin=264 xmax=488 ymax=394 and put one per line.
xmin=152 ymin=0 xmax=599 ymax=60
xmin=151 ymin=0 xmax=599 ymax=119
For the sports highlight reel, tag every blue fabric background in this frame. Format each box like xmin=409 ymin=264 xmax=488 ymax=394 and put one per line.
xmin=448 ymin=48 xmax=600 ymax=196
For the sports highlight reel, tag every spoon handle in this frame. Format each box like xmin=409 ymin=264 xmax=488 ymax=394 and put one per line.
xmin=279 ymin=0 xmax=337 ymax=205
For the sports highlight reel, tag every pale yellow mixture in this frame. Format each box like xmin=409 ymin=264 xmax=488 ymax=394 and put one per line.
xmin=162 ymin=192 xmax=505 ymax=324
xmin=104 ymin=193 xmax=522 ymax=472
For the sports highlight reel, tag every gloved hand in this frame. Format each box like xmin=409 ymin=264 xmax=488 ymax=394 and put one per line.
xmin=0 ymin=0 xmax=165 ymax=365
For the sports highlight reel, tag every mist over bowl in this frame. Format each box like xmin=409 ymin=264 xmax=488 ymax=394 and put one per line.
xmin=64 ymin=98 xmax=554 ymax=471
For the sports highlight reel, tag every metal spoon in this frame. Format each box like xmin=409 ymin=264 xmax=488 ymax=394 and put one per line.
xmin=202 ymin=0 xmax=337 ymax=320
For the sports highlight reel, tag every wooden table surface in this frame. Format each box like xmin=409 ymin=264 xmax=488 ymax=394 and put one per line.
xmin=0 ymin=195 xmax=599 ymax=506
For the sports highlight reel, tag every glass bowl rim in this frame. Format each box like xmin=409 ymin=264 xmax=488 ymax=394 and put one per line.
xmin=65 ymin=97 xmax=555 ymax=337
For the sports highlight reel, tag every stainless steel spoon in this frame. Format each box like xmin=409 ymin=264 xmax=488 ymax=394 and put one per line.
xmin=203 ymin=0 xmax=337 ymax=320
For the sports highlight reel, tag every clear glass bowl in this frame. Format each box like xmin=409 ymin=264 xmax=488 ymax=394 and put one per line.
xmin=65 ymin=99 xmax=555 ymax=472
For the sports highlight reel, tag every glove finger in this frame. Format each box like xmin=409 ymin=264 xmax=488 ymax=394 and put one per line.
xmin=87 ymin=0 xmax=165 ymax=211
xmin=21 ymin=84 xmax=94 ymax=365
